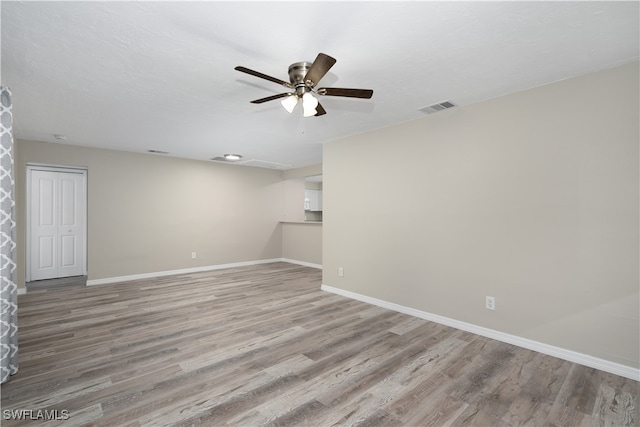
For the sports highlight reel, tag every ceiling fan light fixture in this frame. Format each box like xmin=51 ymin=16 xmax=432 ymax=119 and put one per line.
xmin=302 ymin=92 xmax=318 ymax=117
xmin=281 ymin=95 xmax=298 ymax=113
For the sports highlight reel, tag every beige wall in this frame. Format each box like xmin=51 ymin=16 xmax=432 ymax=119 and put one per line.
xmin=282 ymin=178 xmax=306 ymax=222
xmin=282 ymin=164 xmax=323 ymax=221
xmin=281 ymin=164 xmax=323 ymax=265
xmin=16 ymin=141 xmax=285 ymax=287
xmin=323 ymin=62 xmax=639 ymax=369
xmin=282 ymin=223 xmax=322 ymax=266
xmin=282 ymin=164 xmax=322 ymax=180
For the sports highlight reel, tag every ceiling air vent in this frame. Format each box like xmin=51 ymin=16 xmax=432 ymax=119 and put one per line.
xmin=419 ymin=100 xmax=457 ymax=114
xmin=148 ymin=149 xmax=169 ymax=154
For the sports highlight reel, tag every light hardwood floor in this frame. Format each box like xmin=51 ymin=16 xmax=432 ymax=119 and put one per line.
xmin=2 ymin=262 xmax=638 ymax=426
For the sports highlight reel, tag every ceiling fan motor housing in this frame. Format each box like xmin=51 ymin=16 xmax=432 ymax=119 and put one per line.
xmin=288 ymin=62 xmax=313 ymax=84
xmin=289 ymin=62 xmax=314 ymax=96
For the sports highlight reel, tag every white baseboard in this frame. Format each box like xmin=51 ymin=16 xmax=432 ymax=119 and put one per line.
xmin=281 ymin=258 xmax=322 ymax=269
xmin=86 ymin=258 xmax=322 ymax=286
xmin=321 ymin=284 xmax=640 ymax=382
xmin=86 ymin=258 xmax=284 ymax=286
xmin=17 ymin=288 xmax=27 ymax=295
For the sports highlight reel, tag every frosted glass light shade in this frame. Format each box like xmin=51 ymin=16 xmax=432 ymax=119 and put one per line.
xmin=281 ymin=95 xmax=298 ymax=113
xmin=302 ymin=92 xmax=318 ymax=117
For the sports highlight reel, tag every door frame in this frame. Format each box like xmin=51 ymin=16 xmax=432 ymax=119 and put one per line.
xmin=26 ymin=164 xmax=88 ymax=282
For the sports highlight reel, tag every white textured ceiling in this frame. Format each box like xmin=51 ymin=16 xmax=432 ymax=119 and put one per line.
xmin=1 ymin=1 xmax=638 ymax=169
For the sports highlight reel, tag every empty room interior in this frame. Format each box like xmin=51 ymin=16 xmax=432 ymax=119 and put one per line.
xmin=0 ymin=2 xmax=638 ymax=426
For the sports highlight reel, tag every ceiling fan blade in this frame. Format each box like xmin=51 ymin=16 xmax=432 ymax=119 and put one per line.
xmin=235 ymin=66 xmax=292 ymax=88
xmin=317 ymin=87 xmax=373 ymax=99
xmin=303 ymin=53 xmax=336 ymax=86
xmin=250 ymin=93 xmax=294 ymax=104
xmin=315 ymin=102 xmax=327 ymax=116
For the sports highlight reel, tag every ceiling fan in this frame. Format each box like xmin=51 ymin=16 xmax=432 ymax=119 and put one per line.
xmin=235 ymin=53 xmax=373 ymax=117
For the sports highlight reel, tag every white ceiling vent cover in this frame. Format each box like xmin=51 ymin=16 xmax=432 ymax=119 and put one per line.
xmin=419 ymin=100 xmax=457 ymax=114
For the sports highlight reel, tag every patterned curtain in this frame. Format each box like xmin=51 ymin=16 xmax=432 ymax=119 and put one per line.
xmin=1 ymin=87 xmax=18 ymax=383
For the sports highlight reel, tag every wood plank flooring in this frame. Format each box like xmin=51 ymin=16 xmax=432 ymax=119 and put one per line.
xmin=2 ymin=262 xmax=638 ymax=426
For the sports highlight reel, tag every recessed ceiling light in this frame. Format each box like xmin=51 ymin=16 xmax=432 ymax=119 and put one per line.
xmin=223 ymin=154 xmax=242 ymax=161
xmin=53 ymin=134 xmax=67 ymax=140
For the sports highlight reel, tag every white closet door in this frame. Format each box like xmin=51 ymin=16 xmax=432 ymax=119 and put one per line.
xmin=29 ymin=168 xmax=86 ymax=281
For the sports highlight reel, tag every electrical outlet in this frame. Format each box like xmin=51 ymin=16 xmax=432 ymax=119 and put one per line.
xmin=191 ymin=252 xmax=196 ymax=259
xmin=486 ymin=296 xmax=495 ymax=311
xmin=338 ymin=267 xmax=344 ymax=277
